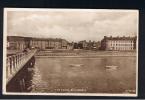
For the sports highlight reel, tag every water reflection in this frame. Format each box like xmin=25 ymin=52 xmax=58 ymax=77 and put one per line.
xmin=30 ymin=56 xmax=136 ymax=93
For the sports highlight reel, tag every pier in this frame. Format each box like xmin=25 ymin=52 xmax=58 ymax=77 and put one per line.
xmin=6 ymin=49 xmax=37 ymax=92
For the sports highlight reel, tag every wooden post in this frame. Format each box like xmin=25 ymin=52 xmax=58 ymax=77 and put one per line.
xmin=15 ymin=55 xmax=18 ymax=69
xmin=19 ymin=79 xmax=24 ymax=92
xmin=6 ymin=58 xmax=10 ymax=78
xmin=9 ymin=57 xmax=12 ymax=75
xmin=13 ymin=55 xmax=17 ymax=72
xmin=17 ymin=54 xmax=20 ymax=66
xmin=13 ymin=55 xmax=16 ymax=71
xmin=20 ymin=53 xmax=22 ymax=65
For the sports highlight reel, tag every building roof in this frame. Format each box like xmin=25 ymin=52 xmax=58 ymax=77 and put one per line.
xmin=7 ymin=36 xmax=25 ymax=41
xmin=103 ymin=36 xmax=137 ymax=41
xmin=7 ymin=36 xmax=68 ymax=42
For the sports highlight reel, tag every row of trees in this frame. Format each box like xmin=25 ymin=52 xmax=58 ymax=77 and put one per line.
xmin=73 ymin=41 xmax=101 ymax=50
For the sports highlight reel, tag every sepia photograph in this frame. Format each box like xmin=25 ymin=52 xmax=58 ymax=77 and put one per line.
xmin=3 ymin=8 xmax=138 ymax=96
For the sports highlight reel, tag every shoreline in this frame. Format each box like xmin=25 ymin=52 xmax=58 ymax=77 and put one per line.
xmin=6 ymin=50 xmax=137 ymax=58
xmin=35 ymin=55 xmax=136 ymax=58
xmin=35 ymin=51 xmax=136 ymax=57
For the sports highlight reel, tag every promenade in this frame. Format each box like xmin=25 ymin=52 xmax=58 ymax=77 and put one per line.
xmin=36 ymin=50 xmax=136 ymax=57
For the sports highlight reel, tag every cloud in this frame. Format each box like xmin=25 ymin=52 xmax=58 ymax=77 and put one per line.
xmin=7 ymin=10 xmax=138 ymax=42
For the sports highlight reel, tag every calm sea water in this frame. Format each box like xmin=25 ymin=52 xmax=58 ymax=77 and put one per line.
xmin=30 ymin=56 xmax=136 ymax=93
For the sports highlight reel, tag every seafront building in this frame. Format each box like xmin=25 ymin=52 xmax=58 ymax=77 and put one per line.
xmin=7 ymin=35 xmax=137 ymax=51
xmin=7 ymin=36 xmax=71 ymax=51
xmin=7 ymin=36 xmax=28 ymax=50
xmin=100 ymin=36 xmax=137 ymax=51
xmin=29 ymin=38 xmax=69 ymax=50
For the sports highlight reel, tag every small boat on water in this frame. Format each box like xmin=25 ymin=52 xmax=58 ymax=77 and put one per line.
xmin=106 ymin=65 xmax=118 ymax=70
xmin=69 ymin=64 xmax=84 ymax=67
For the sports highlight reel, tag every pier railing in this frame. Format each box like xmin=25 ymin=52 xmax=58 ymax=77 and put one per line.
xmin=6 ymin=49 xmax=37 ymax=84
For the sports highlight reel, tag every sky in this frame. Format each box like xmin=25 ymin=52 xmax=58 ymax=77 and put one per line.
xmin=6 ymin=9 xmax=138 ymax=42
